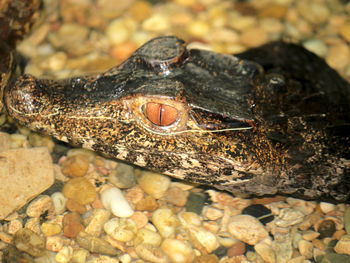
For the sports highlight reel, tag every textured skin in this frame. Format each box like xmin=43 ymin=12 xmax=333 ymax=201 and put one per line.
xmin=4 ymin=35 xmax=350 ymax=201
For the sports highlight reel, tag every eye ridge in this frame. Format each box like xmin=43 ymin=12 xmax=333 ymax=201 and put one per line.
xmin=144 ymin=102 xmax=178 ymax=127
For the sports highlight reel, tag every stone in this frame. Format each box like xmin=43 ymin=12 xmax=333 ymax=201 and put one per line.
xmin=142 ymin=13 xmax=170 ymax=33
xmin=202 ymin=207 xmax=223 ymax=221
xmin=302 ymin=39 xmax=328 ymax=57
xmin=41 ymin=222 xmax=62 ymax=237
xmin=26 ymin=195 xmax=55 ymax=219
xmin=161 ymin=238 xmax=195 ymax=263
xmin=101 ymin=187 xmax=134 ymax=218
xmin=129 ymin=0 xmax=152 ymax=22
xmin=334 ymin=234 xmax=350 ymax=255
xmin=326 ymin=42 xmax=350 ymax=71
xmin=104 ymin=218 xmax=137 ymax=242
xmin=186 ymin=19 xmax=210 ymax=38
xmin=84 ymin=209 xmax=111 ymax=236
xmin=135 ymin=243 xmax=169 ymax=263
xmin=317 ymin=219 xmax=336 ymax=238
xmin=62 ymin=177 xmax=97 ymax=205
xmin=298 ymin=240 xmax=313 ymax=258
xmin=258 ymin=4 xmax=288 ymax=19
xmin=63 ymin=212 xmax=84 ymax=238
xmin=242 ymin=204 xmax=274 ymax=224
xmin=297 ymin=0 xmax=330 ymax=25
xmin=185 ymin=192 xmax=207 ymax=215
xmin=152 ymin=208 xmax=179 ymax=238
xmin=0 ymin=147 xmax=54 ymax=219
xmin=228 ymin=215 xmax=268 ymax=245
xmin=134 ymin=227 xmax=162 ymax=247
xmin=76 ymin=231 xmax=119 ymax=256
xmin=188 ymin=225 xmax=219 ymax=253
xmin=194 ymin=254 xmax=219 ymax=263
xmin=56 ymin=246 xmax=73 ymax=263
xmin=319 ymin=202 xmax=336 ymax=214
xmin=344 ymin=207 xmax=350 ymax=234
xmin=240 ymin=27 xmax=268 ymax=47
xmin=274 ymin=208 xmax=305 ymax=227
xmin=137 ymin=172 xmax=171 ymax=199
xmin=66 ymin=199 xmax=87 ymax=214
xmin=136 ymin=195 xmax=159 ymax=211
xmin=318 ymin=253 xmax=350 ymax=263
xmin=51 ymin=192 xmax=67 ymax=215
xmin=339 ymin=23 xmax=350 ymax=43
xmin=0 ymin=132 xmax=10 ymax=153
xmin=108 ymin=163 xmax=136 ymax=189
xmin=227 ymin=241 xmax=246 ymax=257
xmin=61 ymin=154 xmax=90 ymax=177
xmin=13 ymin=228 xmax=45 ymax=257
xmin=46 ymin=236 xmax=64 ymax=252
xmin=165 ymin=186 xmax=189 ymax=207
xmin=254 ymin=240 xmax=276 ymax=263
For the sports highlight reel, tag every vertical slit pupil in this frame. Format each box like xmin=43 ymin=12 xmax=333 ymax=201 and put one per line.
xmin=144 ymin=102 xmax=178 ymax=126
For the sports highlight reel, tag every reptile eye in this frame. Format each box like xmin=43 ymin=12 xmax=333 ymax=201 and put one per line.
xmin=144 ymin=102 xmax=178 ymax=126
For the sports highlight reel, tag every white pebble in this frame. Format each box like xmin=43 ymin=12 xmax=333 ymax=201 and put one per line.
xmin=104 ymin=218 xmax=137 ymax=242
xmin=105 ymin=18 xmax=136 ymax=45
xmin=51 ymin=192 xmax=67 ymax=215
xmin=101 ymin=187 xmax=134 ymax=218
xmin=303 ymin=39 xmax=328 ymax=57
xmin=142 ymin=13 xmax=170 ymax=32
xmin=187 ymin=225 xmax=219 ymax=253
xmin=319 ymin=202 xmax=336 ymax=214
xmin=134 ymin=227 xmax=162 ymax=247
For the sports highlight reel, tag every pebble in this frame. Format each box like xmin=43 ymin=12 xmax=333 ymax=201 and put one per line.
xmin=161 ymin=238 xmax=195 ymax=263
xmin=240 ymin=27 xmax=268 ymax=47
xmin=26 ymin=195 xmax=55 ymax=219
xmin=202 ymin=207 xmax=224 ymax=220
xmin=101 ymin=187 xmax=134 ymax=218
xmin=105 ymin=17 xmax=137 ymax=45
xmin=104 ymin=218 xmax=137 ymax=242
xmin=186 ymin=19 xmax=210 ymax=38
xmin=51 ymin=192 xmax=67 ymax=215
xmin=62 ymin=177 xmax=97 ymax=205
xmin=228 ymin=215 xmax=268 ymax=245
xmin=188 ymin=225 xmax=219 ymax=253
xmin=316 ymin=219 xmax=337 ymax=238
xmin=165 ymin=186 xmax=189 ymax=207
xmin=152 ymin=208 xmax=179 ymax=238
xmin=63 ymin=212 xmax=84 ymax=238
xmin=298 ymin=239 xmax=313 ymax=258
xmin=134 ymin=227 xmax=162 ymax=246
xmin=84 ymin=208 xmax=111 ymax=236
xmin=13 ymin=228 xmax=45 ymax=257
xmin=178 ymin=211 xmax=202 ymax=227
xmin=135 ymin=243 xmax=169 ymax=263
xmin=345 ymin=207 xmax=350 ymax=234
xmin=108 ymin=163 xmax=136 ymax=189
xmin=0 ymin=147 xmax=54 ymax=219
xmin=136 ymin=195 xmax=159 ymax=211
xmin=0 ymin=132 xmax=10 ymax=153
xmin=275 ymin=208 xmax=305 ymax=227
xmin=326 ymin=42 xmax=350 ymax=71
xmin=297 ymin=0 xmax=330 ymax=25
xmin=302 ymin=39 xmax=328 ymax=57
xmin=254 ymin=240 xmax=276 ymax=263
xmin=40 ymin=222 xmax=62 ymax=237
xmin=227 ymin=241 xmax=246 ymax=257
xmin=128 ymin=0 xmax=152 ymax=22
xmin=142 ymin=13 xmax=171 ymax=33
xmin=71 ymin=248 xmax=89 ymax=263
xmin=76 ymin=231 xmax=119 ymax=256
xmin=137 ymin=172 xmax=171 ymax=199
xmin=46 ymin=236 xmax=64 ymax=252
xmin=194 ymin=254 xmax=219 ymax=263
xmin=185 ymin=192 xmax=207 ymax=214
xmin=339 ymin=23 xmax=350 ymax=42
xmin=60 ymin=154 xmax=90 ymax=177
xmin=55 ymin=246 xmax=73 ymax=263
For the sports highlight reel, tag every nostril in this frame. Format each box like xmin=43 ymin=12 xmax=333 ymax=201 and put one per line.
xmin=5 ymin=74 xmax=43 ymax=116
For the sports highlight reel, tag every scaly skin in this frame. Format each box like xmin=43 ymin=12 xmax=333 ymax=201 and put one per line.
xmin=4 ymin=36 xmax=350 ymax=201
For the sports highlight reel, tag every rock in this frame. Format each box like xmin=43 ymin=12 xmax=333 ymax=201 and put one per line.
xmin=41 ymin=222 xmax=62 ymax=237
xmin=63 ymin=212 xmax=84 ymax=238
xmin=56 ymin=246 xmax=73 ymax=263
xmin=76 ymin=231 xmax=119 ymax=256
xmin=186 ymin=19 xmax=210 ymax=38
xmin=0 ymin=132 xmax=10 ymax=153
xmin=104 ymin=218 xmax=137 ymax=242
xmin=274 ymin=208 xmax=305 ymax=227
xmin=298 ymin=240 xmax=313 ymax=258
xmin=71 ymin=248 xmax=89 ymax=263
xmin=135 ymin=243 xmax=169 ymax=263
xmin=302 ymin=230 xmax=320 ymax=241
xmin=46 ymin=236 xmax=64 ymax=252
xmin=302 ymin=39 xmax=328 ymax=57
xmin=138 ymin=172 xmax=171 ymax=199
xmin=178 ymin=211 xmax=202 ymax=227
xmin=51 ymin=192 xmax=67 ymax=215
xmin=316 ymin=219 xmax=336 ymax=238
xmin=26 ymin=195 xmax=55 ymax=220
xmin=62 ymin=177 xmax=97 ymax=205
xmin=105 ymin=17 xmax=136 ymax=45
xmin=318 ymin=253 xmax=350 ymax=263
xmin=334 ymin=234 xmax=350 ymax=255
xmin=166 ymin=186 xmax=189 ymax=207
xmin=142 ymin=13 xmax=171 ymax=33
xmin=134 ymin=227 xmax=162 ymax=247
xmin=66 ymin=199 xmax=87 ymax=214
xmin=130 ymin=211 xmax=148 ymax=228
xmin=228 ymin=215 xmax=268 ymax=245
xmin=161 ymin=238 xmax=195 ymax=263
xmin=13 ymin=228 xmax=45 ymax=257
xmin=61 ymin=154 xmax=90 ymax=177
xmin=258 ymin=4 xmax=288 ymax=19
xmin=101 ymin=187 xmax=134 ymax=218
xmin=344 ymin=207 xmax=350 ymax=234
xmin=136 ymin=195 xmax=159 ymax=211
xmin=326 ymin=42 xmax=350 ymax=71
xmin=0 ymin=147 xmax=54 ymax=219
xmin=152 ymin=208 xmax=179 ymax=238
xmin=185 ymin=192 xmax=207 ymax=215
xmin=254 ymin=240 xmax=276 ymax=263
xmin=297 ymin=0 xmax=330 ymax=25
xmin=240 ymin=27 xmax=268 ymax=47
xmin=242 ymin=204 xmax=274 ymax=224
xmin=339 ymin=23 xmax=350 ymax=43
xmin=84 ymin=209 xmax=111 ymax=236
xmin=129 ymin=0 xmax=152 ymax=22
xmin=194 ymin=254 xmax=219 ymax=263
xmin=202 ymin=207 xmax=223 ymax=221
xmin=188 ymin=225 xmax=219 ymax=253
xmin=227 ymin=241 xmax=246 ymax=257
xmin=108 ymin=163 xmax=136 ymax=189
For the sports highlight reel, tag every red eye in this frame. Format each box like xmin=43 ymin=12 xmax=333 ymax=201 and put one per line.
xmin=144 ymin=102 xmax=178 ymax=126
